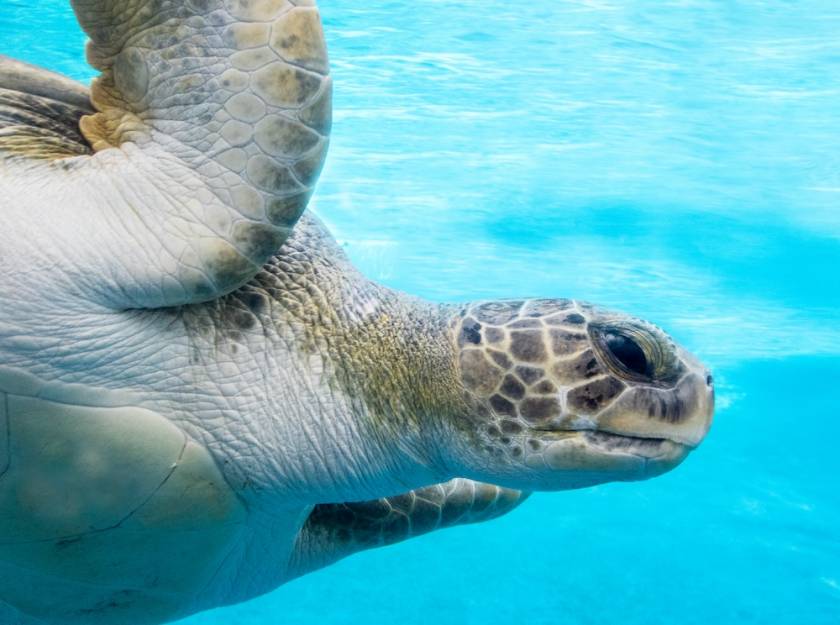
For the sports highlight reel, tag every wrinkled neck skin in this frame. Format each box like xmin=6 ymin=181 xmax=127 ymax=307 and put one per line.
xmin=173 ymin=212 xmax=463 ymax=508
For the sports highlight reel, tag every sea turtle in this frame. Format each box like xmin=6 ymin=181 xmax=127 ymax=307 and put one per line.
xmin=0 ymin=1 xmax=714 ymax=623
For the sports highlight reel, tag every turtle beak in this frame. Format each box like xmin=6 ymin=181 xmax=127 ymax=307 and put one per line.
xmin=593 ymin=352 xmax=714 ymax=449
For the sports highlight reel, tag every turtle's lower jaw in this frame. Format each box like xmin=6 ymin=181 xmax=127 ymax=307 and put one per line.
xmin=580 ymin=430 xmax=692 ymax=478
xmin=527 ymin=428 xmax=692 ymax=487
xmin=534 ymin=425 xmax=697 ymax=449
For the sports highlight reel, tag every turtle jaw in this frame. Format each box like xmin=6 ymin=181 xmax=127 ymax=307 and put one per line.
xmin=582 ymin=431 xmax=691 ymax=477
xmin=531 ymin=428 xmax=693 ymax=487
xmin=447 ymin=427 xmax=694 ymax=493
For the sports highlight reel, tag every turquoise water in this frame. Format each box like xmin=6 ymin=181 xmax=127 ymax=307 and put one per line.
xmin=2 ymin=1 xmax=839 ymax=623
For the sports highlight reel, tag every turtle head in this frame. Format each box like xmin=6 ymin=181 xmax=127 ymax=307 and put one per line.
xmin=444 ymin=299 xmax=714 ymax=491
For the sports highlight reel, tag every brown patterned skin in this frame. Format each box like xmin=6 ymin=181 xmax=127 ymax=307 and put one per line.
xmin=447 ymin=300 xmax=714 ymax=490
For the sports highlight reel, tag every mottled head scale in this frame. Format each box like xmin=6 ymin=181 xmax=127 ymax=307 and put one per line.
xmin=448 ymin=299 xmax=714 ymax=490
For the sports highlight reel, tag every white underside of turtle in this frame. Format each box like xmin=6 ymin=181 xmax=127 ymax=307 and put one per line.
xmin=0 ymin=1 xmax=715 ymax=623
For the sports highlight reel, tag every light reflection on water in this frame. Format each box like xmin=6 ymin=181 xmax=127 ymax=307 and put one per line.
xmin=1 ymin=1 xmax=839 ymax=624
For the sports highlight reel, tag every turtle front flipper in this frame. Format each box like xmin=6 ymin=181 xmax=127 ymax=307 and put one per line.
xmin=0 ymin=56 xmax=94 ymax=160
xmin=289 ymin=479 xmax=530 ymax=579
xmin=0 ymin=0 xmax=331 ymax=309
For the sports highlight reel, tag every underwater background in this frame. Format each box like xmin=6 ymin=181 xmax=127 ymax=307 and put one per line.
xmin=2 ymin=0 xmax=839 ymax=623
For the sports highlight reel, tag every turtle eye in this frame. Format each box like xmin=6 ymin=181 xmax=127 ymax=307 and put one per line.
xmin=603 ymin=331 xmax=649 ymax=376
xmin=589 ymin=322 xmax=680 ymax=383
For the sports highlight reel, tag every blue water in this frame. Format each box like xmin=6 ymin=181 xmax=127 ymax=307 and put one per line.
xmin=2 ymin=1 xmax=839 ymax=623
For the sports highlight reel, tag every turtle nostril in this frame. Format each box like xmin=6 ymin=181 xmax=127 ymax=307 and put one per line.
xmin=705 ymin=373 xmax=714 ymax=387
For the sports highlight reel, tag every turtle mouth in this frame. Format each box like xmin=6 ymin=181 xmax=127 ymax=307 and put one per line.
xmin=582 ymin=430 xmax=679 ymax=458
xmin=533 ymin=427 xmax=688 ymax=460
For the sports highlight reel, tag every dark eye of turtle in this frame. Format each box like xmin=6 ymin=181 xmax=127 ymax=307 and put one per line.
xmin=604 ymin=331 xmax=649 ymax=376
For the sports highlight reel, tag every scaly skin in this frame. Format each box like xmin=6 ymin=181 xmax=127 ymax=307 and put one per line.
xmin=0 ymin=1 xmax=714 ymax=623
